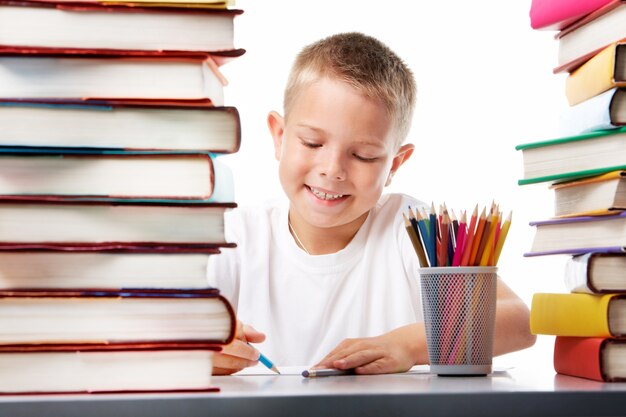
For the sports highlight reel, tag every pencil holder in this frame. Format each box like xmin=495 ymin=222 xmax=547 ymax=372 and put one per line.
xmin=418 ymin=266 xmax=497 ymax=376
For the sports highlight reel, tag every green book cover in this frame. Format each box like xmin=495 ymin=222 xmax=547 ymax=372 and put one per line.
xmin=516 ymin=127 xmax=626 ymax=185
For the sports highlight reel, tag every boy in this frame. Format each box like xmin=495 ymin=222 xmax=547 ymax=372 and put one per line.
xmin=208 ymin=32 xmax=535 ymax=375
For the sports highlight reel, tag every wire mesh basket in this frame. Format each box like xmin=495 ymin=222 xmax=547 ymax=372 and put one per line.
xmin=419 ymin=266 xmax=497 ymax=375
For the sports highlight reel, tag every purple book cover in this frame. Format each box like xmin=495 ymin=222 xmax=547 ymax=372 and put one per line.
xmin=525 ymin=212 xmax=626 ymax=256
xmin=528 ymin=211 xmax=626 ymax=227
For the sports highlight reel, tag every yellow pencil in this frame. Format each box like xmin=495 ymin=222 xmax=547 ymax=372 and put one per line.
xmin=493 ymin=211 xmax=512 ymax=265
xmin=479 ymin=206 xmax=500 ymax=266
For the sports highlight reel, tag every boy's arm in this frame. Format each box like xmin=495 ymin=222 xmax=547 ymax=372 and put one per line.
xmin=313 ymin=277 xmax=535 ymax=374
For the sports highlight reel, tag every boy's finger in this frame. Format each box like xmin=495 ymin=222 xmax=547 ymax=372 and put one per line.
xmin=221 ymin=339 xmax=261 ymax=362
xmin=242 ymin=324 xmax=266 ymax=343
xmin=330 ymin=349 xmax=384 ymax=372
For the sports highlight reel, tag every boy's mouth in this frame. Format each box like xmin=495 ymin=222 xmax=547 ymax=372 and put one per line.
xmin=306 ymin=185 xmax=346 ymax=201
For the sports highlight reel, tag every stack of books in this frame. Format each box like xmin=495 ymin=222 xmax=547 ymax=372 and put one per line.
xmin=519 ymin=0 xmax=626 ymax=382
xmin=0 ymin=0 xmax=242 ymax=394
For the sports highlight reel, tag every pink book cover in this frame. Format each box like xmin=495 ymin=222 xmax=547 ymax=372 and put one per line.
xmin=530 ymin=0 xmax=616 ymax=30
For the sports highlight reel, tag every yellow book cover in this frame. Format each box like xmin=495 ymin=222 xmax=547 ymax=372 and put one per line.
xmin=566 ymin=43 xmax=626 ymax=106
xmin=530 ymin=293 xmax=623 ymax=336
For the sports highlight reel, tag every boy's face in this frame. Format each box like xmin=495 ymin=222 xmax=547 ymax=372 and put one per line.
xmin=268 ymin=76 xmax=413 ymax=233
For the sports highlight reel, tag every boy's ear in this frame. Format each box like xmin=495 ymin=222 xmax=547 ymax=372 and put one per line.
xmin=267 ymin=111 xmax=285 ymax=161
xmin=386 ymin=143 xmax=415 ymax=186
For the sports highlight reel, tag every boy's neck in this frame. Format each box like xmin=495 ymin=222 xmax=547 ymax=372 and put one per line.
xmin=287 ymin=210 xmax=369 ymax=255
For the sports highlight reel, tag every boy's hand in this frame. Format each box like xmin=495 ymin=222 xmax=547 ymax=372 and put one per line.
xmin=313 ymin=323 xmax=427 ymax=374
xmin=212 ymin=321 xmax=266 ymax=375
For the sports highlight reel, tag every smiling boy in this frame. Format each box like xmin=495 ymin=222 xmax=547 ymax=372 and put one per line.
xmin=208 ymin=32 xmax=535 ymax=375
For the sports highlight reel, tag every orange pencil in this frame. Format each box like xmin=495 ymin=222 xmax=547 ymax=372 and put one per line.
xmin=472 ymin=210 xmax=492 ymax=266
xmin=460 ymin=204 xmax=478 ymax=266
xmin=468 ymin=207 xmax=487 ymax=266
xmin=440 ymin=210 xmax=450 ymax=266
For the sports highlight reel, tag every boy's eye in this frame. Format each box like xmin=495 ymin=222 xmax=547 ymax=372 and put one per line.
xmin=353 ymin=154 xmax=378 ymax=162
xmin=300 ymin=139 xmax=322 ymax=149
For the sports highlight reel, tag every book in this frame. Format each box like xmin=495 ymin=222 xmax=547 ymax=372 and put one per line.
xmin=0 ymin=151 xmax=232 ymax=201
xmin=565 ymin=43 xmax=626 ymax=106
xmin=529 ymin=0 xmax=616 ymax=30
xmin=0 ymin=54 xmax=226 ymax=105
xmin=564 ymin=252 xmax=626 ymax=293
xmin=0 ymin=199 xmax=236 ymax=248
xmin=551 ymin=170 xmax=626 ymax=217
xmin=0 ymin=102 xmax=241 ymax=152
xmin=530 ymin=292 xmax=626 ymax=336
xmin=555 ymin=0 xmax=626 ymax=73
xmin=516 ymin=127 xmax=626 ymax=185
xmin=0 ymin=1 xmax=243 ymax=53
xmin=560 ymin=88 xmax=626 ymax=136
xmin=526 ymin=211 xmax=626 ymax=256
xmin=0 ymin=249 xmax=220 ymax=290
xmin=0 ymin=344 xmax=221 ymax=394
xmin=554 ymin=336 xmax=626 ymax=382
xmin=0 ymin=288 xmax=235 ymax=344
xmin=25 ymin=0 xmax=234 ymax=9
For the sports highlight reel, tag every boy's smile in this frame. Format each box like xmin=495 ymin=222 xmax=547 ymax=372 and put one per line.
xmin=268 ymin=76 xmax=413 ymax=254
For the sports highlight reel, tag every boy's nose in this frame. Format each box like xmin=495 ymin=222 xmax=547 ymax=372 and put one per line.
xmin=318 ymin=152 xmax=346 ymax=181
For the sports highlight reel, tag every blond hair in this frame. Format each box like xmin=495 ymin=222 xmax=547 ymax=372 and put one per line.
xmin=284 ymin=32 xmax=416 ymax=148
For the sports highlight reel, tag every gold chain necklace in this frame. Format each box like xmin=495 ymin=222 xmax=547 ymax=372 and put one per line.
xmin=288 ymin=220 xmax=311 ymax=255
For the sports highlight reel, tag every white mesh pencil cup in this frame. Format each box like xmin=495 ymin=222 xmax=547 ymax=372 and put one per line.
xmin=418 ymin=266 xmax=497 ymax=375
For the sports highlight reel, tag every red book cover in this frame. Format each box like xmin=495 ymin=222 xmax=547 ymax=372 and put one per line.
xmin=554 ymin=336 xmax=626 ymax=382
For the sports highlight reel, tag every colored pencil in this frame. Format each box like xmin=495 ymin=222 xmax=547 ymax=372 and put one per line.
xmin=460 ymin=205 xmax=479 ymax=266
xmin=451 ymin=211 xmax=467 ymax=267
xmin=403 ymin=212 xmax=428 ymax=267
xmin=493 ymin=211 xmax=512 ymax=265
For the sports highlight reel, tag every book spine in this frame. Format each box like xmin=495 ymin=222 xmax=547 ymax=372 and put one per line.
xmin=553 ymin=336 xmax=606 ymax=381
xmin=530 ymin=293 xmax=614 ymax=336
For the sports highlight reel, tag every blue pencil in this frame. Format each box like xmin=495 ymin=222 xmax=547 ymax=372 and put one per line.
xmin=248 ymin=343 xmax=281 ymax=374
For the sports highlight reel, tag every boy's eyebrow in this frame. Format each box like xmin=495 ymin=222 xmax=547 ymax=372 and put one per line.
xmin=296 ymin=123 xmax=385 ymax=148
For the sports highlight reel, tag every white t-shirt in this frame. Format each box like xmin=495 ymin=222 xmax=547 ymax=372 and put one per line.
xmin=207 ymin=193 xmax=426 ymax=366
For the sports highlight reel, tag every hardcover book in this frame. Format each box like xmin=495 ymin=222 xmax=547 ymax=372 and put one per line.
xmin=564 ymin=252 xmax=626 ymax=293
xmin=531 ymin=292 xmax=626 ymax=336
xmin=0 ymin=344 xmax=221 ymax=394
xmin=0 ymin=102 xmax=241 ymax=152
xmin=0 ymin=1 xmax=243 ymax=53
xmin=526 ymin=211 xmax=626 ymax=256
xmin=555 ymin=0 xmax=626 ymax=73
xmin=0 ymin=199 xmax=236 ymax=248
xmin=554 ymin=336 xmax=626 ymax=382
xmin=565 ymin=43 xmax=626 ymax=106
xmin=516 ymin=127 xmax=626 ymax=185
xmin=529 ymin=0 xmax=616 ymax=30
xmin=0 ymin=249 xmax=220 ymax=290
xmin=0 ymin=288 xmax=236 ymax=345
xmin=559 ymin=88 xmax=626 ymax=136
xmin=0 ymin=151 xmax=232 ymax=201
xmin=0 ymin=53 xmax=226 ymax=105
xmin=551 ymin=170 xmax=626 ymax=217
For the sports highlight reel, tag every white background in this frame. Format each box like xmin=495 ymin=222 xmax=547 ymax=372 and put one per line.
xmin=219 ymin=0 xmax=572 ymax=370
